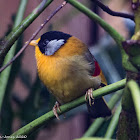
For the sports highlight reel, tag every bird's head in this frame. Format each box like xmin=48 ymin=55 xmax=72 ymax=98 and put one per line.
xmin=29 ymin=31 xmax=71 ymax=56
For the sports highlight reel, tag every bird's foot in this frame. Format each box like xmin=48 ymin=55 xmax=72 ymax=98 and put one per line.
xmin=85 ymin=88 xmax=94 ymax=106
xmin=53 ymin=101 xmax=61 ymax=120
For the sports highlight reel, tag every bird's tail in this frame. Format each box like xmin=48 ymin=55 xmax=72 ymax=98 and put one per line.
xmin=87 ymin=97 xmax=111 ymax=118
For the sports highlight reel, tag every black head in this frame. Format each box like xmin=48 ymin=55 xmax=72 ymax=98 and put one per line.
xmin=38 ymin=31 xmax=71 ymax=56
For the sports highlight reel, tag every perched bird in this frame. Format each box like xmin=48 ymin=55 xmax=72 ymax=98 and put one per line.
xmin=29 ymin=31 xmax=111 ymax=119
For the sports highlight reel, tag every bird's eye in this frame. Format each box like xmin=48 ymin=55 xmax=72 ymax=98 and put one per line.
xmin=43 ymin=39 xmax=49 ymax=46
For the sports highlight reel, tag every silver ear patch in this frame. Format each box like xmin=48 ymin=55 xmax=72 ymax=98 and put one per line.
xmin=45 ymin=39 xmax=65 ymax=55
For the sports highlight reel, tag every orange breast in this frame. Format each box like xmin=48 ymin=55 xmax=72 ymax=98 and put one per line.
xmin=35 ymin=36 xmax=88 ymax=85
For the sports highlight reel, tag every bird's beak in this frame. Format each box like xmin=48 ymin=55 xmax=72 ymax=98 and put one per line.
xmin=29 ymin=38 xmax=40 ymax=46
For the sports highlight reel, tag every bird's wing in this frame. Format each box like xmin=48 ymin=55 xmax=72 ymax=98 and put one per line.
xmin=84 ymin=50 xmax=107 ymax=86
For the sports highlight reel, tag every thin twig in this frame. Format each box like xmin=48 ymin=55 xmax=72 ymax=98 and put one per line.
xmin=0 ymin=1 xmax=67 ymax=73
xmin=92 ymin=0 xmax=134 ymax=21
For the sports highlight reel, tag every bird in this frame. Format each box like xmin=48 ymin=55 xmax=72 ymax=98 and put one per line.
xmin=29 ymin=31 xmax=111 ymax=119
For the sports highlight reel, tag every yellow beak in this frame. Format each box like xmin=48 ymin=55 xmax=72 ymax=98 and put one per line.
xmin=29 ymin=38 xmax=41 ymax=46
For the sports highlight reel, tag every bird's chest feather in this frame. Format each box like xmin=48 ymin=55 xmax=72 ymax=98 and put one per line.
xmin=35 ymin=46 xmax=101 ymax=103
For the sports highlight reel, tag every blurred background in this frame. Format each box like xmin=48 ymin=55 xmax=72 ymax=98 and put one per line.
xmin=0 ymin=0 xmax=135 ymax=139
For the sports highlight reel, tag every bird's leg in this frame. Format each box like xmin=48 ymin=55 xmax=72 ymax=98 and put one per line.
xmin=85 ymin=88 xmax=94 ymax=106
xmin=53 ymin=101 xmax=61 ymax=120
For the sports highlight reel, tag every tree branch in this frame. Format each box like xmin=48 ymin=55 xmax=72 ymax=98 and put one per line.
xmin=105 ymin=103 xmax=121 ymax=138
xmin=127 ymin=80 xmax=140 ymax=129
xmin=92 ymin=0 xmax=134 ymax=21
xmin=8 ymin=79 xmax=126 ymax=139
xmin=0 ymin=0 xmax=28 ymax=112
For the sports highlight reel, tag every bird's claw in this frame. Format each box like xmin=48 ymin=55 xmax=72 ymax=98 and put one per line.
xmin=53 ymin=101 xmax=61 ymax=120
xmin=85 ymin=88 xmax=94 ymax=106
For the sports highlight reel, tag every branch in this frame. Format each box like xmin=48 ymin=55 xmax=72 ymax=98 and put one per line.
xmin=66 ymin=0 xmax=124 ymax=44
xmin=92 ymin=0 xmax=134 ymax=21
xmin=127 ymin=80 xmax=140 ymax=129
xmin=105 ymin=103 xmax=122 ymax=138
xmin=0 ymin=0 xmax=28 ymax=112
xmin=8 ymin=79 xmax=126 ymax=139
xmin=0 ymin=1 xmax=67 ymax=73
xmin=0 ymin=0 xmax=53 ymax=66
